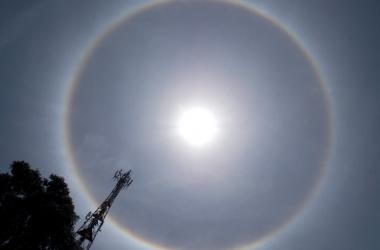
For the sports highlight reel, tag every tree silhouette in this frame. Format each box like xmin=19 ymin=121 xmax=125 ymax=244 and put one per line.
xmin=0 ymin=161 xmax=79 ymax=250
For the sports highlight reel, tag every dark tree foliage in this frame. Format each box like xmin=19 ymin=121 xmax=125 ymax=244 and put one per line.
xmin=0 ymin=161 xmax=79 ymax=250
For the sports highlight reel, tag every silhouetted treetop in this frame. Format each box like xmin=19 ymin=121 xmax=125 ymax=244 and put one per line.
xmin=0 ymin=161 xmax=79 ymax=250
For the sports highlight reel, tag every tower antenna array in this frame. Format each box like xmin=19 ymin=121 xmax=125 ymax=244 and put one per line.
xmin=76 ymin=169 xmax=133 ymax=250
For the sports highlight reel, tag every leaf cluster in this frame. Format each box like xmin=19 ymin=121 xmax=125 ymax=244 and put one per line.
xmin=0 ymin=161 xmax=79 ymax=250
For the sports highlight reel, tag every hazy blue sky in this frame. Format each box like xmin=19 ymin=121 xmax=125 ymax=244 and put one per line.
xmin=0 ymin=1 xmax=379 ymax=250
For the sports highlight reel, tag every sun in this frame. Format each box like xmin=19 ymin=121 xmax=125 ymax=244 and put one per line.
xmin=177 ymin=106 xmax=218 ymax=147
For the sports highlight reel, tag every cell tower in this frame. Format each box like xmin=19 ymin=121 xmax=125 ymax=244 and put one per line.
xmin=76 ymin=169 xmax=133 ymax=250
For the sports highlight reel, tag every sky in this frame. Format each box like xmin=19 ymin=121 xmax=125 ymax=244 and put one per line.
xmin=0 ymin=0 xmax=379 ymax=250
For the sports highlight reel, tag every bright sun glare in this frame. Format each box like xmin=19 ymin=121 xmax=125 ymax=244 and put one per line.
xmin=177 ymin=106 xmax=218 ymax=147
